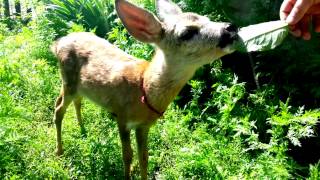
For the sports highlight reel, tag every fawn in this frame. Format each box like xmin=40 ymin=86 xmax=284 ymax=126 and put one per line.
xmin=52 ymin=0 xmax=238 ymax=179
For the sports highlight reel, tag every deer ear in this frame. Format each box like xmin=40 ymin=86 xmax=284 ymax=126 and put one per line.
xmin=115 ymin=0 xmax=163 ymax=43
xmin=156 ymin=0 xmax=182 ymax=20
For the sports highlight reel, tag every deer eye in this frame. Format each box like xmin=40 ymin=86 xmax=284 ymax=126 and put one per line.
xmin=179 ymin=27 xmax=199 ymax=41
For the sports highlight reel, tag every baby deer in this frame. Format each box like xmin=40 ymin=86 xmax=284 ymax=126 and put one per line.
xmin=52 ymin=0 xmax=238 ymax=179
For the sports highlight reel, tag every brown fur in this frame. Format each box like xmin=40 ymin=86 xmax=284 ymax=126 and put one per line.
xmin=52 ymin=0 xmax=237 ymax=179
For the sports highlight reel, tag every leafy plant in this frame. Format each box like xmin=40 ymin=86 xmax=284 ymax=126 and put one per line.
xmin=108 ymin=23 xmax=154 ymax=60
xmin=308 ymin=161 xmax=320 ymax=180
xmin=1 ymin=0 xmax=320 ymax=179
xmin=45 ymin=0 xmax=116 ymax=37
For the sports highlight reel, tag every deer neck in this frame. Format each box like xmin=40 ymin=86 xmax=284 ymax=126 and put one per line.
xmin=143 ymin=49 xmax=197 ymax=113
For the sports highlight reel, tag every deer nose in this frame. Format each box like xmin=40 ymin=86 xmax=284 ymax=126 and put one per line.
xmin=225 ymin=23 xmax=238 ymax=33
xmin=217 ymin=23 xmax=239 ymax=48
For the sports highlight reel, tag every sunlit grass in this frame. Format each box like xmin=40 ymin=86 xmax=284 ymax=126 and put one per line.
xmin=0 ymin=7 xmax=320 ymax=179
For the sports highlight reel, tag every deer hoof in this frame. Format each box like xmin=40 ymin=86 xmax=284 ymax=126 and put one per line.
xmin=55 ymin=149 xmax=64 ymax=156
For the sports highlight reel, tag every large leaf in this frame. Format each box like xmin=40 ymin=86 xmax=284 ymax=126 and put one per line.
xmin=236 ymin=20 xmax=289 ymax=52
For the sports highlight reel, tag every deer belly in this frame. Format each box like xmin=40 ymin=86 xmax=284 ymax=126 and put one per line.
xmin=77 ymin=83 xmax=140 ymax=113
xmin=78 ymin=87 xmax=114 ymax=109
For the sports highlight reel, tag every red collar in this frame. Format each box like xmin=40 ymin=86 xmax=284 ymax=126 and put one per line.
xmin=140 ymin=78 xmax=164 ymax=116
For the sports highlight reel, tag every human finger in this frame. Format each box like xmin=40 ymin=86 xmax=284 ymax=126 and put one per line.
xmin=280 ymin=0 xmax=297 ymax=20
xmin=290 ymin=28 xmax=302 ymax=37
xmin=313 ymin=15 xmax=320 ymax=32
xmin=299 ymin=15 xmax=312 ymax=40
xmin=289 ymin=24 xmax=302 ymax=37
xmin=286 ymin=0 xmax=313 ymax=25
xmin=307 ymin=4 xmax=320 ymax=15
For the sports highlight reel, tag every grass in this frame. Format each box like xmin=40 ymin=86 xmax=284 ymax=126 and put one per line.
xmin=0 ymin=14 xmax=320 ymax=179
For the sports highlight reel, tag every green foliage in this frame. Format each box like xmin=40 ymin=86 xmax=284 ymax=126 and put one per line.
xmin=44 ymin=0 xmax=116 ymax=37
xmin=163 ymin=63 xmax=320 ymax=179
xmin=308 ymin=162 xmax=320 ymax=180
xmin=217 ymin=0 xmax=320 ymax=108
xmin=0 ymin=16 xmax=123 ymax=179
xmin=108 ymin=22 xmax=154 ymax=60
xmin=131 ymin=0 xmax=156 ymax=12
xmin=174 ymin=0 xmax=227 ymax=21
xmin=0 ymin=0 xmax=319 ymax=179
xmin=0 ymin=23 xmax=10 ymax=42
xmin=0 ymin=16 xmax=60 ymax=178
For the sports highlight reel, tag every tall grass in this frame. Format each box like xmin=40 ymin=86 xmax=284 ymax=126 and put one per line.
xmin=0 ymin=1 xmax=319 ymax=179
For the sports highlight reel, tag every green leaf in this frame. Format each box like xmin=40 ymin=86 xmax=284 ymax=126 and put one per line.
xmin=236 ymin=20 xmax=289 ymax=52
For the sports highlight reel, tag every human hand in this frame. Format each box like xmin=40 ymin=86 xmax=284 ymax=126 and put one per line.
xmin=280 ymin=0 xmax=320 ymax=40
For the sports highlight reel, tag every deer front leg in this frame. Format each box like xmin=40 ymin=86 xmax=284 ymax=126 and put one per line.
xmin=118 ymin=124 xmax=133 ymax=180
xmin=135 ymin=126 xmax=150 ymax=180
xmin=54 ymin=92 xmax=72 ymax=156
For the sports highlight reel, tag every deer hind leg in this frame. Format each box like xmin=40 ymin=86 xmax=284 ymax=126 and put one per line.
xmin=118 ymin=123 xmax=133 ymax=180
xmin=54 ymin=87 xmax=73 ymax=156
xmin=73 ymin=96 xmax=86 ymax=136
xmin=135 ymin=126 xmax=150 ymax=180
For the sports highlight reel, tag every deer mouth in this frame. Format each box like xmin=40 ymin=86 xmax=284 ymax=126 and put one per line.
xmin=217 ymin=25 xmax=239 ymax=49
